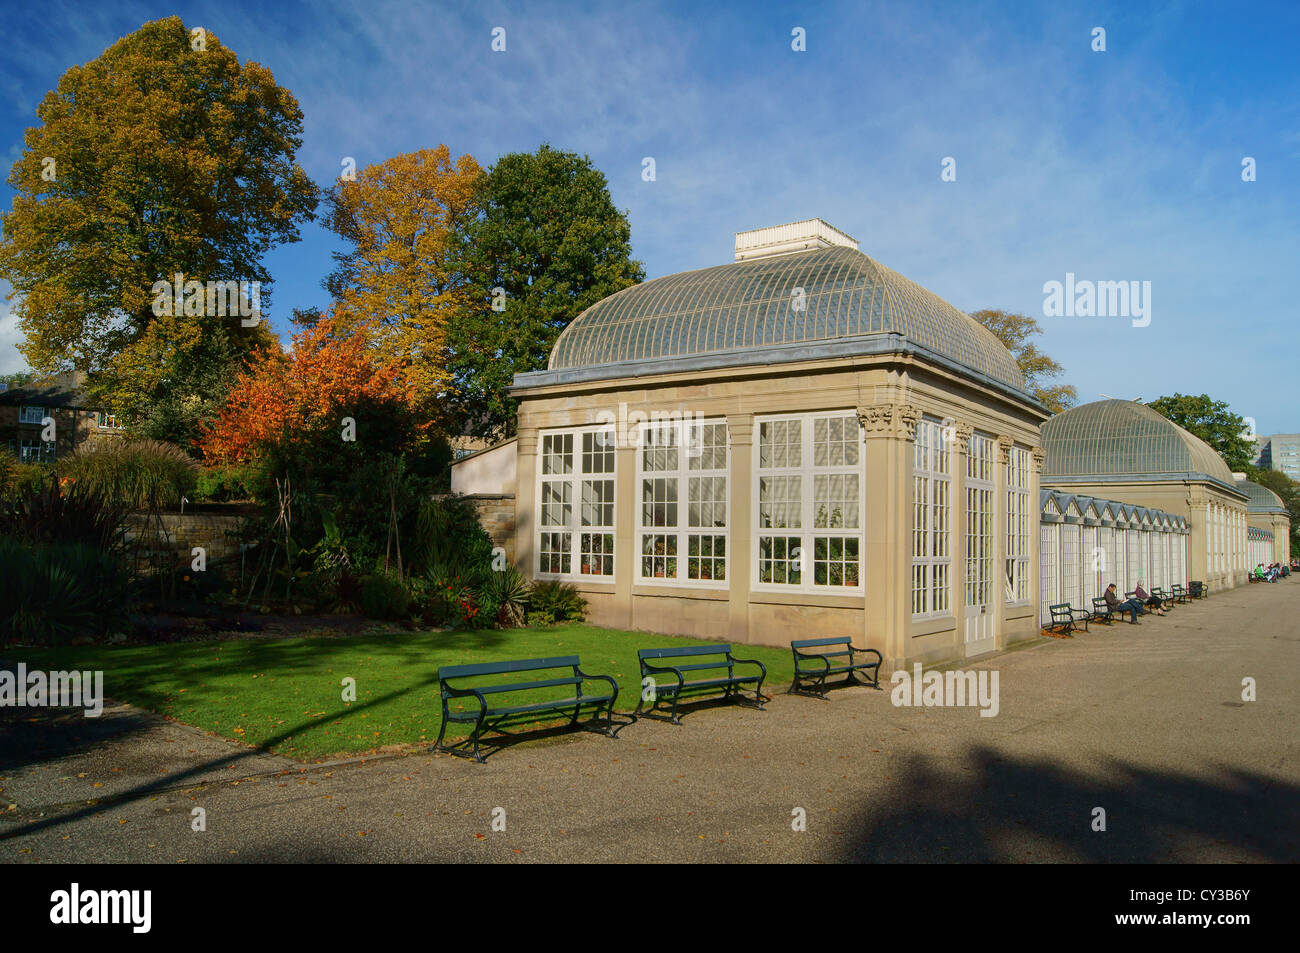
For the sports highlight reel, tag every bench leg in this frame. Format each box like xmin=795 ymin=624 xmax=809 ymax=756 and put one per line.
xmin=469 ymin=712 xmax=487 ymax=764
xmin=434 ymin=700 xmax=450 ymax=754
xmin=668 ymin=691 xmax=682 ymax=725
xmin=603 ymin=698 xmax=617 ymax=737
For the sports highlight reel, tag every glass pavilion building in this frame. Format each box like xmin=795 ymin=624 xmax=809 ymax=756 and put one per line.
xmin=1040 ymin=399 xmax=1251 ymax=591
xmin=509 ymin=221 xmax=1050 ymax=667
xmin=1234 ymin=476 xmax=1291 ymax=565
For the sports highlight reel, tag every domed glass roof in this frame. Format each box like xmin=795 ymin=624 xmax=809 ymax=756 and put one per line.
xmin=1042 ymin=400 xmax=1243 ymax=492
xmin=529 ymin=246 xmax=1027 ymax=395
xmin=1234 ymin=478 xmax=1288 ymax=514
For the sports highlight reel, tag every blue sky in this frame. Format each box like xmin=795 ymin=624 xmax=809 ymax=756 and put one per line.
xmin=1 ymin=0 xmax=1297 ymax=433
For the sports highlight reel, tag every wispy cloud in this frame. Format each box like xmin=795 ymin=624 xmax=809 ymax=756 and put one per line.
xmin=1 ymin=0 xmax=1297 ymax=429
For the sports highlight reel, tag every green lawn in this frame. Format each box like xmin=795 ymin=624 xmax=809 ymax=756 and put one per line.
xmin=11 ymin=625 xmax=796 ymax=760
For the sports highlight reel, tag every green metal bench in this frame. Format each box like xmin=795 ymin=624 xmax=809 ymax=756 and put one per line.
xmin=634 ymin=645 xmax=767 ymax=724
xmin=1170 ymin=584 xmax=1189 ymax=603
xmin=434 ymin=656 xmax=618 ymax=763
xmin=1090 ymin=596 xmax=1118 ymax=624
xmin=789 ymin=636 xmax=882 ymax=697
xmin=1045 ymin=603 xmax=1076 ymax=631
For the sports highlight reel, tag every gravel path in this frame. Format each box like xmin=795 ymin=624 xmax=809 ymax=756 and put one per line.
xmin=3 ymin=581 xmax=1297 ymax=863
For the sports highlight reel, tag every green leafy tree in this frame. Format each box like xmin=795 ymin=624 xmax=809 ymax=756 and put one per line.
xmin=445 ymin=145 xmax=644 ymax=437
xmin=0 ymin=15 xmax=317 ymax=446
xmin=970 ymin=309 xmax=1078 ymax=413
xmin=1146 ymin=394 xmax=1255 ymax=472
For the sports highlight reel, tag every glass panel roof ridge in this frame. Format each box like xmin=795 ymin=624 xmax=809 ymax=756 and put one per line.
xmin=1042 ymin=399 xmax=1243 ymax=491
xmin=545 ymin=245 xmax=1026 ymax=391
xmin=1234 ymin=477 xmax=1289 ymax=513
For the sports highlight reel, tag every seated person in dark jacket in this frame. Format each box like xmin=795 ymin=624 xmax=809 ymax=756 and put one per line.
xmin=1104 ymin=583 xmax=1143 ymax=624
xmin=1134 ymin=582 xmax=1167 ymax=615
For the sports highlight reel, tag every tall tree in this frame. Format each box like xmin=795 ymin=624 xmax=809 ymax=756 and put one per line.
xmin=0 ymin=16 xmax=317 ymax=444
xmin=445 ymin=144 xmax=644 ymax=438
xmin=1146 ymin=393 xmax=1255 ymax=472
xmin=323 ymin=146 xmax=483 ymax=428
xmin=970 ymin=309 xmax=1078 ymax=414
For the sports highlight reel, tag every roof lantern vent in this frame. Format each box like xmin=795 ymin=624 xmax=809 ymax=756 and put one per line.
xmin=734 ymin=218 xmax=858 ymax=262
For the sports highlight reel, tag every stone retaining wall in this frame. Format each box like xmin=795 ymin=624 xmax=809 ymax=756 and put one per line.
xmin=456 ymin=494 xmax=517 ymax=562
xmin=124 ymin=508 xmax=249 ymax=564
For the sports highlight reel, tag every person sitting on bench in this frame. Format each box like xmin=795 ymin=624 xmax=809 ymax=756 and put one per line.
xmin=1105 ymin=583 xmax=1143 ymax=624
xmin=1253 ymin=564 xmax=1267 ymax=581
xmin=1134 ymin=581 xmax=1167 ymax=616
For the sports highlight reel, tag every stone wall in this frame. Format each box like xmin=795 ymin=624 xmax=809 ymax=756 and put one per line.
xmin=124 ymin=506 xmax=251 ymax=564
xmin=457 ymin=494 xmax=517 ymax=562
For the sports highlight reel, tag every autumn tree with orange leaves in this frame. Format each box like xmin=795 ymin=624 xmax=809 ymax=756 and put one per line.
xmin=198 ymin=317 xmax=419 ymax=474
xmin=323 ymin=146 xmax=482 ymax=432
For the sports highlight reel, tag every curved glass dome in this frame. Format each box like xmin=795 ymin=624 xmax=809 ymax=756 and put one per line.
xmin=540 ymin=246 xmax=1026 ymax=394
xmin=1234 ymin=478 xmax=1288 ymax=514
xmin=1042 ymin=400 xmax=1241 ymax=491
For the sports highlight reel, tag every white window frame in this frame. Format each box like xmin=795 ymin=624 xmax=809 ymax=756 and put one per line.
xmin=966 ymin=432 xmax=997 ymax=611
xmin=635 ymin=418 xmax=729 ymax=588
xmin=1004 ymin=445 xmax=1031 ymax=605
xmin=99 ymin=412 xmax=124 ymax=430
xmin=534 ymin=425 xmax=617 ymax=582
xmin=16 ymin=437 xmax=55 ymax=463
xmin=19 ymin=405 xmax=45 ymax=425
xmin=912 ymin=417 xmax=951 ymax=617
xmin=752 ymin=411 xmax=865 ymax=594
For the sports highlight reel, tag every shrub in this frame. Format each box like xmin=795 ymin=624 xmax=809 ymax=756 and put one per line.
xmin=480 ymin=564 xmax=531 ymax=627
xmin=0 ymin=458 xmax=52 ymax=502
xmin=359 ymin=572 xmax=411 ymax=621
xmin=411 ymin=495 xmax=495 ymax=578
xmin=0 ymin=538 xmax=132 ymax=644
xmin=192 ymin=464 xmax=259 ymax=502
xmin=527 ymin=580 xmax=587 ymax=626
xmin=60 ymin=438 xmax=198 ymax=511
xmin=0 ymin=472 xmax=124 ymax=550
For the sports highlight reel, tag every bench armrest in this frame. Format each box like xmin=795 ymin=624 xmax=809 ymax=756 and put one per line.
xmin=849 ymin=646 xmax=883 ymax=665
xmin=727 ymin=655 xmax=767 ymax=680
xmin=640 ymin=660 xmax=686 ymax=691
xmin=576 ymin=669 xmax=620 ymax=702
xmin=792 ymin=648 xmax=831 ymax=672
xmin=440 ymin=682 xmax=488 ymax=711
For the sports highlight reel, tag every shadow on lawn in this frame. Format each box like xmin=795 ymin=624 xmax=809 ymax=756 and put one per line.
xmin=0 ymin=666 xmax=446 ymax=842
xmin=837 ymin=746 xmax=1300 ymax=863
xmin=0 ymin=628 xmax=521 ymax=841
xmin=2 ymin=627 xmax=516 ymax=765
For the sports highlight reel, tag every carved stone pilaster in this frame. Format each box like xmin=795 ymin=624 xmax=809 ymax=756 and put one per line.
xmin=996 ymin=433 xmax=1016 ymax=464
xmin=857 ymin=403 xmax=924 ymax=440
xmin=953 ymin=421 xmax=974 ymax=456
xmin=1030 ymin=446 xmax=1047 ymax=472
xmin=857 ymin=404 xmax=894 ymax=438
xmin=896 ymin=404 xmax=922 ymax=441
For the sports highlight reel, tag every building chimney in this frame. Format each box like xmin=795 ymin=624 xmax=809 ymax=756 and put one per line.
xmin=734 ymin=218 xmax=858 ymax=262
